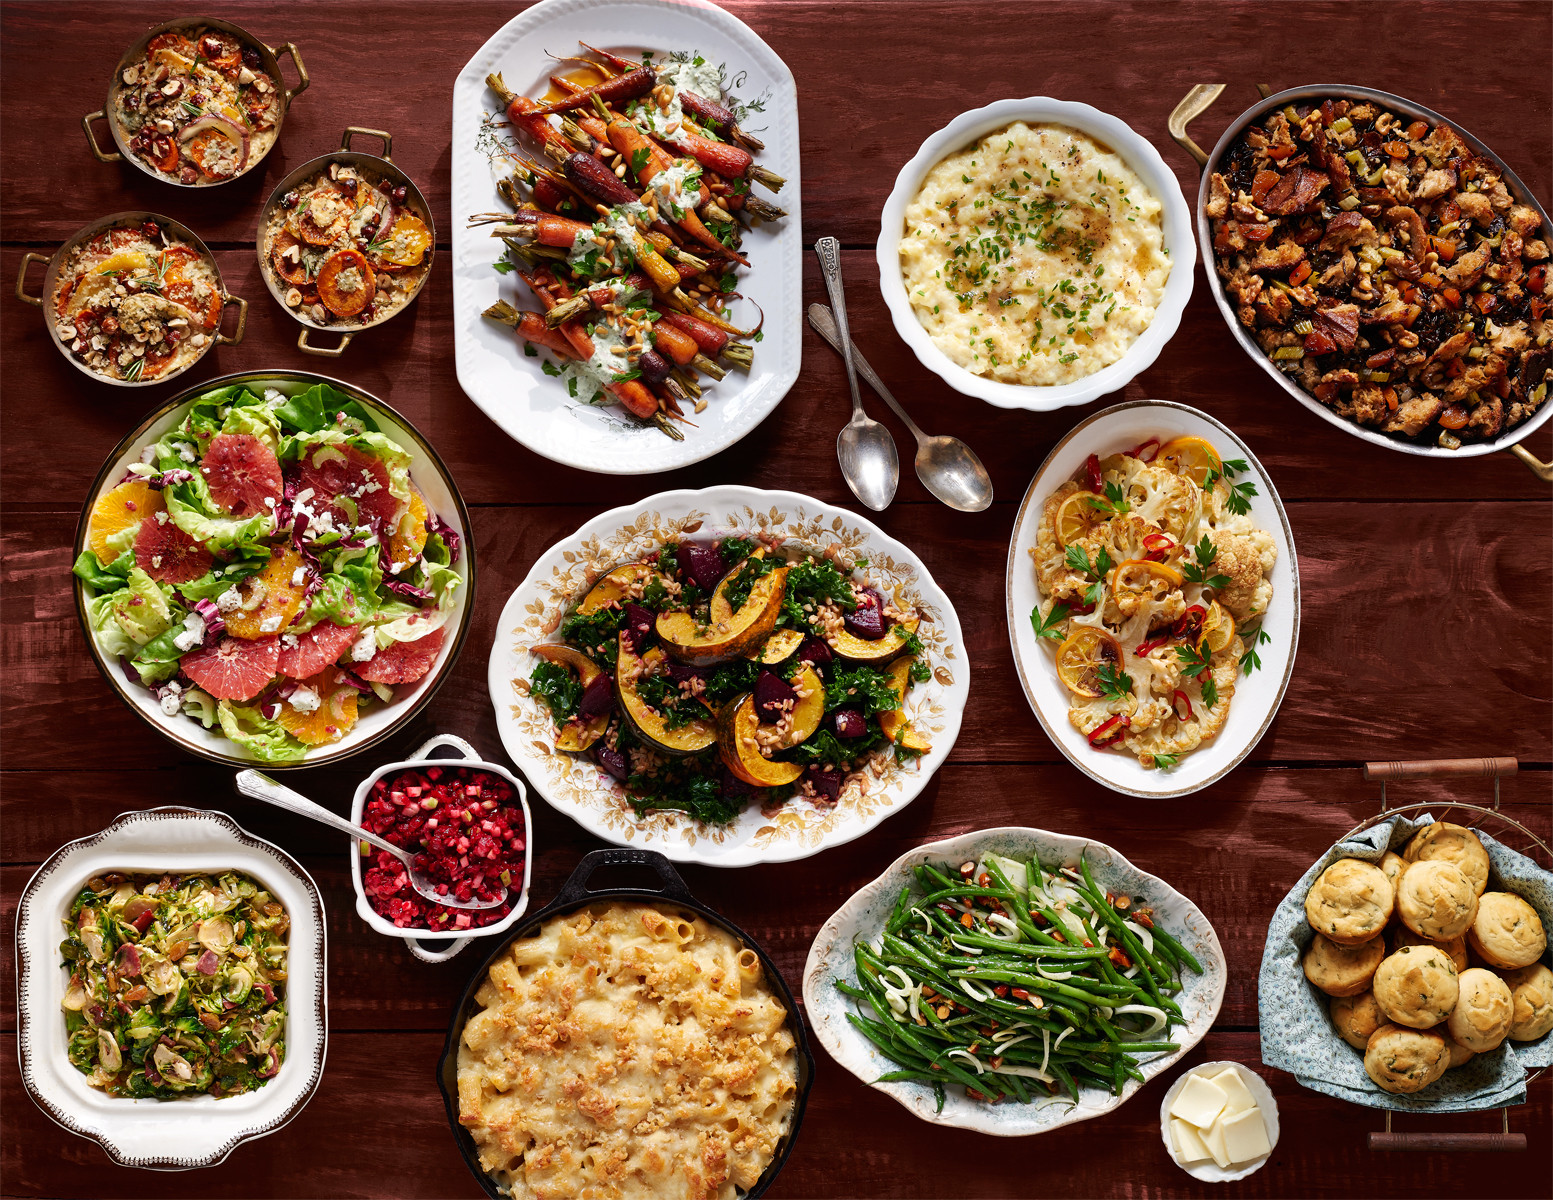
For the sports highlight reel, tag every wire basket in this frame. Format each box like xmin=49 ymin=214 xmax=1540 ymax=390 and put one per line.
xmin=1346 ymin=757 xmax=1549 ymax=1151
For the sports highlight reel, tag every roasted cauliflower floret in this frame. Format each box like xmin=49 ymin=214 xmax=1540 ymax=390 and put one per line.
xmin=1128 ymin=645 xmax=1239 ymax=765
xmin=1213 ymin=530 xmax=1276 ymax=620
xmin=1034 ymin=480 xmax=1083 ymax=599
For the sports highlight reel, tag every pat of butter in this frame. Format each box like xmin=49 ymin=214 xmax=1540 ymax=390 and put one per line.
xmin=1168 ymin=1073 xmax=1227 ymax=1129
xmin=1170 ymin=1117 xmax=1212 ymax=1165
xmin=1220 ymin=1107 xmax=1272 ymax=1164
xmin=1200 ymin=1115 xmax=1233 ymax=1169
xmin=1206 ymin=1065 xmax=1258 ymax=1116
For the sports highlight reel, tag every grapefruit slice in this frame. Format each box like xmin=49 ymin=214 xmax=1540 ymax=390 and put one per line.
xmin=88 ymin=480 xmax=164 ymax=565
xmin=202 ymin=433 xmax=283 ymax=518
xmin=134 ymin=511 xmax=213 ymax=585
xmin=293 ymin=444 xmax=400 ymax=528
xmin=354 ymin=625 xmax=445 ymax=685
xmin=226 ymin=546 xmax=307 ymax=639
xmin=386 ymin=487 xmax=429 ymax=567
xmin=276 ymin=666 xmax=359 ymax=745
xmin=182 ymin=635 xmax=280 ymax=701
xmin=278 ymin=621 xmax=358 ymax=678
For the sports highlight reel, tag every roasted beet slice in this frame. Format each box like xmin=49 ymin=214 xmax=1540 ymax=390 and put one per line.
xmin=622 ymin=603 xmax=656 ymax=653
xmin=753 ymin=670 xmax=797 ymax=723
xmin=592 ymin=741 xmax=630 ymax=782
xmin=803 ymin=764 xmax=843 ymax=804
xmin=578 ymin=672 xmax=614 ymax=718
xmin=675 ymin=541 xmax=727 ymax=594
xmin=833 ymin=708 xmax=866 ymax=739
xmin=719 ymin=767 xmax=760 ymax=802
xmin=798 ymin=638 xmax=832 ymax=669
xmin=843 ymin=588 xmax=886 ymax=640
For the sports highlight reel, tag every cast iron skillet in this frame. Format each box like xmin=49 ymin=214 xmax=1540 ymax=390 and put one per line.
xmin=436 ymin=848 xmax=815 ymax=1199
xmin=1169 ymin=83 xmax=1553 ymax=480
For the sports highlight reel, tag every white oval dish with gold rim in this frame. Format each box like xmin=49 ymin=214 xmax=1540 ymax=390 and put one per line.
xmin=487 ymin=486 xmax=967 ymax=866
xmin=803 ymin=825 xmax=1226 ymax=1136
xmin=1005 ymin=400 xmax=1299 ymax=798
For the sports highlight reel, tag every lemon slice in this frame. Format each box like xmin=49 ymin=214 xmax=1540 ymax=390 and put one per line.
xmin=1112 ymin=559 xmax=1185 ymax=602
xmin=1055 ymin=627 xmax=1125 ymax=698
xmin=1055 ymin=491 xmax=1103 ymax=548
xmin=1201 ymin=601 xmax=1236 ymax=654
xmin=1158 ymin=436 xmax=1223 ymax=487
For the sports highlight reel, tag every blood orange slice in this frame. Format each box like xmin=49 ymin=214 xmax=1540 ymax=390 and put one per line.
xmin=276 ymin=666 xmax=359 ymax=746
xmin=134 ymin=511 xmax=213 ymax=585
xmin=278 ymin=621 xmax=358 ymax=678
xmin=202 ymin=433 xmax=283 ymax=518
xmin=293 ymin=444 xmax=400 ymax=528
xmin=226 ymin=546 xmax=306 ymax=639
xmin=182 ymin=635 xmax=280 ymax=701
xmin=88 ymin=480 xmax=164 ymax=565
xmin=354 ymin=625 xmax=445 ymax=684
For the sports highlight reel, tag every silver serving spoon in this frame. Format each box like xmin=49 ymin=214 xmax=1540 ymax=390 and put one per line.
xmin=234 ymin=769 xmax=504 ymax=911
xmin=813 ymin=237 xmax=899 ymax=511
xmin=807 ymin=303 xmax=994 ymax=512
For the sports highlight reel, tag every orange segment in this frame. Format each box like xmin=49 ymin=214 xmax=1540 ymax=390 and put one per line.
xmin=1157 ymin=436 xmax=1223 ymax=487
xmin=1055 ymin=490 xmax=1104 ymax=549
xmin=276 ymin=666 xmax=358 ymax=745
xmin=1055 ymin=627 xmax=1124 ymax=698
xmin=88 ymin=481 xmax=164 ymax=565
xmin=387 ymin=486 xmax=429 ymax=567
xmin=226 ymin=547 xmax=306 ymax=639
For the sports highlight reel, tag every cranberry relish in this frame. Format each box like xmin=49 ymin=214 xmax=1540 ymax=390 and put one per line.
xmin=360 ymin=766 xmax=525 ymax=931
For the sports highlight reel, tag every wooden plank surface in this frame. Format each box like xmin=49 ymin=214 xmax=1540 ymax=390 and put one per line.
xmin=2 ymin=2 xmax=1550 ymax=1198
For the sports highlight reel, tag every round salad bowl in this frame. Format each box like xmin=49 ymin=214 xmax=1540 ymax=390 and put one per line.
xmin=487 ymin=485 xmax=968 ymax=867
xmin=71 ymin=369 xmax=475 ymax=769
xmin=803 ymin=825 xmax=1227 ymax=1137
xmin=436 ymin=847 xmax=814 ymax=1198
xmin=82 ymin=15 xmax=308 ymax=188
xmin=1005 ymin=400 xmax=1300 ymax=798
xmin=877 ymin=96 xmax=1196 ymax=413
xmin=348 ymin=734 xmax=534 ymax=964
xmin=1172 ymin=83 xmax=1553 ymax=474
xmin=14 ymin=806 xmax=327 ymax=1170
xmin=14 ymin=210 xmax=246 ymax=388
xmin=255 ymin=127 xmax=437 ymax=358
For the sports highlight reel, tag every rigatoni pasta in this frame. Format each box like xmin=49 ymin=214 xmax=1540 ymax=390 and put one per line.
xmin=456 ymin=902 xmax=798 ymax=1200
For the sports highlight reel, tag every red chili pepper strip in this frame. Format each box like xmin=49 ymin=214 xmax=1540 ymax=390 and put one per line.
xmin=1142 ymin=532 xmax=1176 ymax=562
xmin=1088 ymin=714 xmax=1130 ymax=747
xmin=1084 ymin=453 xmax=1104 ymax=494
xmin=1135 ymin=634 xmax=1170 ymax=657
xmin=1172 ymin=689 xmax=1196 ymax=721
xmin=1128 ymin=437 xmax=1161 ymax=463
xmin=1174 ymin=604 xmax=1207 ymax=643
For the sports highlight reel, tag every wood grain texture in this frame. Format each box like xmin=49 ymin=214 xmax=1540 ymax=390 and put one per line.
xmin=3 ymin=1 xmax=1551 ymax=1198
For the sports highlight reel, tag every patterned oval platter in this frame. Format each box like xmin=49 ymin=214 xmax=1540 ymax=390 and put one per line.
xmin=488 ymin=486 xmax=968 ymax=866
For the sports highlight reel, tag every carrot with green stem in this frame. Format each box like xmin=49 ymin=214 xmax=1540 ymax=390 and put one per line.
xmin=533 ymin=63 xmax=654 ymax=115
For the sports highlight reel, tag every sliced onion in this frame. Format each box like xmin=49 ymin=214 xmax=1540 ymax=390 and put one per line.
xmin=1112 ymin=1003 xmax=1169 ymax=1038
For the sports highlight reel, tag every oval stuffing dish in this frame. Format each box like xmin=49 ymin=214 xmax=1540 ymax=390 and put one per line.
xmin=1208 ymin=96 xmax=1552 ymax=448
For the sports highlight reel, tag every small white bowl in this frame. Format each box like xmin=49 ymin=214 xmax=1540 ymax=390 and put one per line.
xmin=15 ymin=807 xmax=327 ymax=1169
xmin=348 ymin=733 xmax=533 ymax=963
xmin=876 ymin=96 xmax=1195 ymax=413
xmin=1159 ymin=1061 xmax=1281 ymax=1182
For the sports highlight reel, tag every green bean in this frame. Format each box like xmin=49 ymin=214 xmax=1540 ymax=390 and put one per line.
xmin=884 ymin=884 xmax=913 ymax=934
xmin=1147 ymin=923 xmax=1204 ymax=974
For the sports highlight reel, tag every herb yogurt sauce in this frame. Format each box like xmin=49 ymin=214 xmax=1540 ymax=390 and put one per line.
xmin=899 ymin=120 xmax=1170 ymax=386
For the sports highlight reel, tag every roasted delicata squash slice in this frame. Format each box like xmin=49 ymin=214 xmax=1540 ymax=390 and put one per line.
xmin=717 ymin=693 xmax=803 ymax=787
xmin=786 ymin=664 xmax=825 ymax=745
xmin=751 ymin=628 xmax=805 ymax=664
xmin=577 ymin=563 xmax=657 ymax=615
xmin=828 ymin=606 xmax=920 ymax=663
xmin=657 ymin=565 xmax=787 ymax=667
xmin=616 ymin=638 xmax=716 ymax=755
xmin=532 ymin=643 xmax=609 ymax=752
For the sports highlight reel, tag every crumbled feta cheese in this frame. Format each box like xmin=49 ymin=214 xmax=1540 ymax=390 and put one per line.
xmin=291 ymin=566 xmax=306 ymax=587
xmin=263 ymin=388 xmax=288 ymax=409
xmin=350 ymin=628 xmax=378 ymax=662
xmin=171 ymin=611 xmax=207 ymax=652
xmin=280 ymin=633 xmax=299 ymax=649
xmin=171 ymin=440 xmax=196 ymax=463
xmin=216 ymin=586 xmax=242 ymax=613
xmin=259 ymin=615 xmax=282 ymax=633
xmin=158 ymin=681 xmax=184 ymax=715
xmin=287 ymin=687 xmax=321 ymax=714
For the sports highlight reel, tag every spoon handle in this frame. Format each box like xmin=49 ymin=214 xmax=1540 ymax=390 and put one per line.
xmin=806 ymin=303 xmax=926 ymax=441
xmin=234 ymin=769 xmax=405 ymax=860
xmin=812 ymin=237 xmax=866 ymax=419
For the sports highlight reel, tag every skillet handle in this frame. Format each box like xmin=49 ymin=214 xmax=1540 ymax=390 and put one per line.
xmin=551 ymin=848 xmax=695 ymax=908
xmin=268 ymin=42 xmax=310 ymax=109
xmin=297 ymin=326 xmax=354 ymax=357
xmin=82 ymin=110 xmax=122 ymax=163
xmin=1167 ymin=85 xmax=1226 ymax=169
xmin=342 ymin=126 xmax=392 ymax=162
xmin=215 ymin=295 xmax=247 ymax=346
xmin=15 ymin=252 xmax=48 ymax=306
xmin=1510 ymin=443 xmax=1553 ymax=483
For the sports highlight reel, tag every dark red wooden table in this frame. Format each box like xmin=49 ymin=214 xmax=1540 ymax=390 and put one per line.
xmin=3 ymin=3 xmax=1550 ymax=1196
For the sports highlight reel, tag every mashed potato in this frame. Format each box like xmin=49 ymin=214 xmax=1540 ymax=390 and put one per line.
xmin=900 ymin=121 xmax=1170 ymax=386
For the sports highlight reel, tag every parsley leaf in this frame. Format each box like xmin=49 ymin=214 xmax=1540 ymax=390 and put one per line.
xmin=1224 ymin=479 xmax=1259 ymax=516
xmin=1096 ymin=661 xmax=1134 ymax=700
xmin=1175 ymin=641 xmax=1212 ymax=680
xmin=1202 ymin=676 xmax=1219 ymax=708
xmin=1181 ymin=534 xmax=1231 ymax=589
xmin=1239 ymin=626 xmax=1272 ymax=674
xmin=1094 ymin=479 xmax=1131 ymax=515
xmin=540 ymin=360 xmax=563 ymax=377
xmin=1152 ymin=752 xmax=1180 ymax=770
xmin=1064 ymin=544 xmax=1092 ymax=575
xmin=630 ymin=147 xmax=650 ymax=176
xmin=1031 ymin=602 xmax=1071 ymax=642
